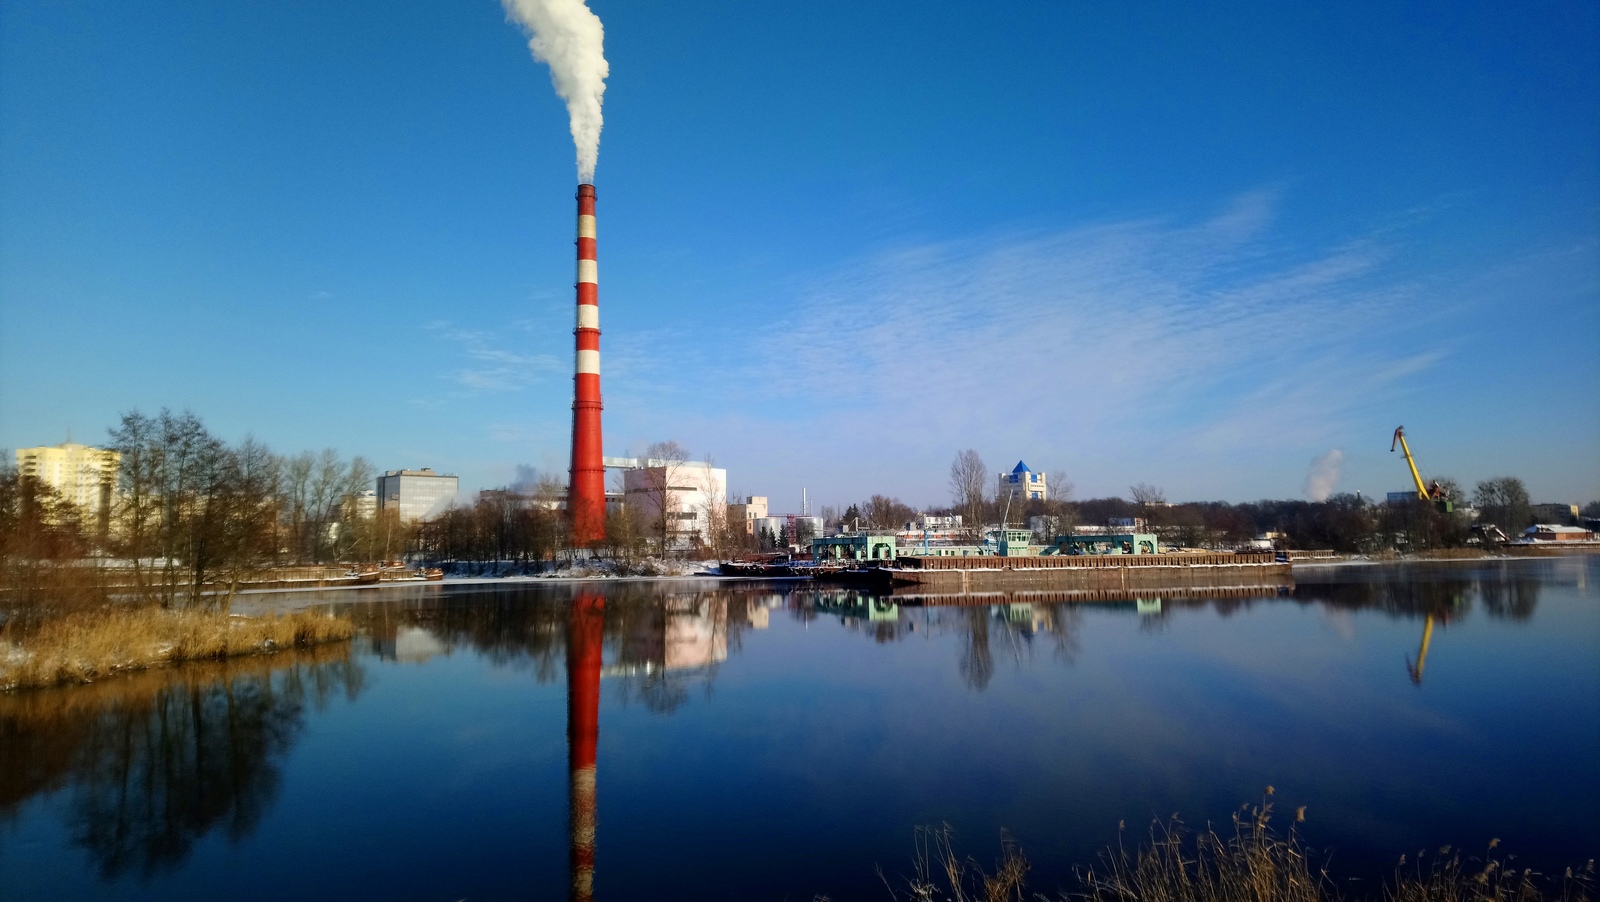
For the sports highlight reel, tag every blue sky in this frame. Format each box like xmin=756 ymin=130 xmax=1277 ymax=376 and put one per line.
xmin=2 ymin=0 xmax=1596 ymax=511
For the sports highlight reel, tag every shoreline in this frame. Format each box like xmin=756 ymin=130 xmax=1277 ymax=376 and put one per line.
xmin=1 ymin=607 xmax=355 ymax=692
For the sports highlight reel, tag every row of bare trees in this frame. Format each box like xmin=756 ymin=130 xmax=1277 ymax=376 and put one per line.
xmin=931 ymin=451 xmax=1569 ymax=553
xmin=2 ymin=409 xmax=390 ymax=611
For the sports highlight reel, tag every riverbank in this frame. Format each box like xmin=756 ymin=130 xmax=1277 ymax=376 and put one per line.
xmin=0 ymin=607 xmax=354 ymax=691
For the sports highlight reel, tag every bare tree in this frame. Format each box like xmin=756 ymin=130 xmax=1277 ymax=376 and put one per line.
xmin=1475 ymin=477 xmax=1532 ymax=533
xmin=634 ymin=440 xmax=690 ymax=556
xmin=281 ymin=452 xmax=314 ymax=563
xmin=698 ymin=456 xmax=734 ymax=561
xmin=1130 ymin=482 xmax=1167 ymax=529
xmin=949 ymin=450 xmax=989 ymax=540
xmin=1129 ymin=483 xmax=1166 ymax=506
xmin=860 ymin=495 xmax=916 ymax=531
xmin=1036 ymin=469 xmax=1078 ymax=541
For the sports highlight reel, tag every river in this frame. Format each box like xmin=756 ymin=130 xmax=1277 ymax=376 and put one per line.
xmin=2 ymin=555 xmax=1596 ymax=900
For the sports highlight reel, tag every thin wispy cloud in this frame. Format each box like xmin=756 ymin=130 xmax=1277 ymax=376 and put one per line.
xmin=644 ymin=192 xmax=1463 ymax=501
xmin=427 ymin=322 xmax=562 ymax=393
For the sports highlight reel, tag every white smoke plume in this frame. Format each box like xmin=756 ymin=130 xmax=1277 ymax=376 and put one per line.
xmin=1303 ymin=449 xmax=1345 ymax=502
xmin=502 ymin=0 xmax=609 ymax=183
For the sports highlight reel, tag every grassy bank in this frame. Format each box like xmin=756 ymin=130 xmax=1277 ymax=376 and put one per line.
xmin=879 ymin=796 xmax=1594 ymax=902
xmin=1 ymin=606 xmax=354 ymax=691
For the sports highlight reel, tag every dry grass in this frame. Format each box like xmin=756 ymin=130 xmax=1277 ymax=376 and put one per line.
xmin=877 ymin=794 xmax=1595 ymax=902
xmin=1387 ymin=843 xmax=1595 ymax=902
xmin=1074 ymin=794 xmax=1332 ymax=902
xmin=879 ymin=824 xmax=1030 ymax=902
xmin=1 ymin=606 xmax=354 ymax=691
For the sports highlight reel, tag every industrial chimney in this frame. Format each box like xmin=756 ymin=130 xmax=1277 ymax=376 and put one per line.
xmin=567 ymin=184 xmax=606 ymax=546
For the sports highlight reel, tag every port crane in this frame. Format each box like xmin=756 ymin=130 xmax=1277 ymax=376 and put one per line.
xmin=1391 ymin=426 xmax=1453 ymax=512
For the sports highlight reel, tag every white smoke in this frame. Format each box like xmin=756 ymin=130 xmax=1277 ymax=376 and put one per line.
xmin=502 ymin=0 xmax=609 ymax=183
xmin=1303 ymin=449 xmax=1345 ymax=502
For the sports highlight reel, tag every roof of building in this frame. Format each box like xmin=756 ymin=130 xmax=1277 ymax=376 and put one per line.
xmin=1012 ymin=461 xmax=1031 ymax=474
xmin=1526 ymin=524 xmax=1590 ymax=534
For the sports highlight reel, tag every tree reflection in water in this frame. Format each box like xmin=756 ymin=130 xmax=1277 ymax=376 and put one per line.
xmin=792 ymin=561 xmax=1551 ymax=692
xmin=0 ymin=643 xmax=364 ymax=881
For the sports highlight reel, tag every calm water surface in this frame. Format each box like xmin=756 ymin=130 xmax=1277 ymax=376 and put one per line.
xmin=3 ymin=556 xmax=1597 ymax=900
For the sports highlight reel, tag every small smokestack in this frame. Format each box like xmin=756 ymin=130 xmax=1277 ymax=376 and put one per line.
xmin=567 ymin=184 xmax=605 ymax=545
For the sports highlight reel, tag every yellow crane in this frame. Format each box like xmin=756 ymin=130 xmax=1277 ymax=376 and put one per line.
xmin=1391 ymin=426 xmax=1453 ymax=512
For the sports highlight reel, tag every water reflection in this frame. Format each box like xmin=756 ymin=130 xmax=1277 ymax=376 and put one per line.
xmin=0 ymin=644 xmax=364 ymax=880
xmin=335 ymin=586 xmax=767 ymax=715
xmin=3 ymin=559 xmax=1592 ymax=899
xmin=567 ymin=594 xmax=602 ymax=902
xmin=331 ymin=568 xmax=1551 ymax=708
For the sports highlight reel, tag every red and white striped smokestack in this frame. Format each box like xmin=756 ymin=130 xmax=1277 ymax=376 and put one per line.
xmin=568 ymin=184 xmax=606 ymax=546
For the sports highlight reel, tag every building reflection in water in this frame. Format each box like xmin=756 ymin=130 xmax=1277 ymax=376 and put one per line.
xmin=560 ymin=591 xmax=763 ymax=899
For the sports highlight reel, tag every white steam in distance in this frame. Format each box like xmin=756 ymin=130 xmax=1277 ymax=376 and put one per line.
xmin=1303 ymin=449 xmax=1345 ymax=502
xmin=502 ymin=0 xmax=609 ymax=183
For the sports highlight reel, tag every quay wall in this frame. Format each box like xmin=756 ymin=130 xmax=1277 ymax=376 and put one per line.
xmin=889 ymin=553 xmax=1290 ymax=592
xmin=890 ymin=583 xmax=1289 ymax=607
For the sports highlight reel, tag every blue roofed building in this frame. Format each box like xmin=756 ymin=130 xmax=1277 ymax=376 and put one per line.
xmin=998 ymin=461 xmax=1048 ymax=501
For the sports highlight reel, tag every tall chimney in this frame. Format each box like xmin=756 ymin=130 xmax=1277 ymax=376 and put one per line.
xmin=568 ymin=183 xmax=605 ymax=546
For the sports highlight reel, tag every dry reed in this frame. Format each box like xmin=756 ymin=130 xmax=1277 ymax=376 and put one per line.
xmin=879 ymin=824 xmax=1030 ymax=902
xmin=1074 ymin=793 xmax=1332 ymax=902
xmin=877 ymin=793 xmax=1594 ymax=902
xmin=0 ymin=606 xmax=354 ymax=691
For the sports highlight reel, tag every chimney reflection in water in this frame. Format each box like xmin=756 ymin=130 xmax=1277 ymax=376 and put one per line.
xmin=567 ymin=594 xmax=604 ymax=901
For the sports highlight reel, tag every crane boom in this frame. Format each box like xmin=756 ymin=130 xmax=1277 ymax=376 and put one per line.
xmin=1390 ymin=426 xmax=1430 ymax=501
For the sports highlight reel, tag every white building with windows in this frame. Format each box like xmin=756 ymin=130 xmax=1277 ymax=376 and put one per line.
xmin=621 ymin=460 xmax=728 ymax=550
xmin=999 ymin=461 xmax=1048 ymax=501
xmin=376 ymin=468 xmax=459 ymax=521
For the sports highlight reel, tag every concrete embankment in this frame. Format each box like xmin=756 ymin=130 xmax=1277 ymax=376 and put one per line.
xmin=886 ymin=552 xmax=1292 ymax=593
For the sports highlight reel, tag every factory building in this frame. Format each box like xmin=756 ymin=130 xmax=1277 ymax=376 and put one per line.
xmin=999 ymin=461 xmax=1047 ymax=501
xmin=376 ymin=468 xmax=459 ymax=521
xmin=621 ymin=459 xmax=727 ymax=550
xmin=1530 ymin=503 xmax=1580 ymax=525
xmin=726 ymin=495 xmax=768 ymax=536
xmin=753 ymin=515 xmax=825 ymax=548
xmin=14 ymin=442 xmax=120 ymax=529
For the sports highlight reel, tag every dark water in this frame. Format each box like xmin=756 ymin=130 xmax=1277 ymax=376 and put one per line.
xmin=3 ymin=557 xmax=1597 ymax=900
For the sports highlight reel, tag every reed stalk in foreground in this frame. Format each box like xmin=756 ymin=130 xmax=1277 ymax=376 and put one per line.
xmin=0 ymin=606 xmax=354 ymax=691
xmin=873 ymin=791 xmax=1595 ymax=902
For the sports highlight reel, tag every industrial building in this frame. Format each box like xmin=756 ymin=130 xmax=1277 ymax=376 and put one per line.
xmin=1522 ymin=524 xmax=1594 ymax=542
xmin=1530 ymin=503 xmax=1580 ymax=525
xmin=753 ymin=515 xmax=825 ymax=548
xmin=14 ymin=442 xmax=120 ymax=529
xmin=619 ymin=458 xmax=727 ymax=550
xmin=376 ymin=468 xmax=459 ymax=521
xmin=726 ymin=496 xmax=768 ymax=536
